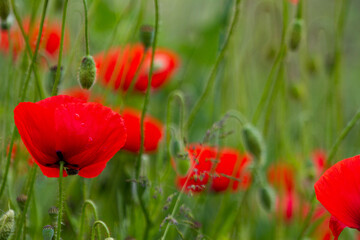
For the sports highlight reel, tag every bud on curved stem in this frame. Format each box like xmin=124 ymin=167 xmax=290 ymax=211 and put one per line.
xmin=0 ymin=0 xmax=10 ymax=22
xmin=140 ymin=25 xmax=154 ymax=50
xmin=78 ymin=55 xmax=96 ymax=89
xmin=258 ymin=185 xmax=275 ymax=212
xmin=289 ymin=19 xmax=303 ymax=51
xmin=16 ymin=194 xmax=28 ymax=211
xmin=242 ymin=123 xmax=265 ymax=163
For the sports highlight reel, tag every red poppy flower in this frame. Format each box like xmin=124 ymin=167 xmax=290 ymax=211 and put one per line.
xmin=176 ymin=145 xmax=251 ymax=193
xmin=268 ymin=163 xmax=297 ymax=222
xmin=94 ymin=44 xmax=179 ymax=92
xmin=290 ymin=0 xmax=299 ymax=4
xmin=121 ymin=108 xmax=163 ymax=153
xmin=14 ymin=95 xmax=127 ymax=178
xmin=0 ymin=29 xmax=24 ymax=57
xmin=312 ymin=149 xmax=327 ymax=178
xmin=314 ymin=155 xmax=360 ymax=240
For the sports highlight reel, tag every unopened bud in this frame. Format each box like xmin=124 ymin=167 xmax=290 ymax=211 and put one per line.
xmin=258 ymin=185 xmax=275 ymax=212
xmin=0 ymin=209 xmax=15 ymax=240
xmin=16 ymin=194 xmax=28 ymax=211
xmin=0 ymin=0 xmax=10 ymax=21
xmin=42 ymin=225 xmax=54 ymax=240
xmin=46 ymin=65 xmax=63 ymax=94
xmin=289 ymin=19 xmax=303 ymax=51
xmin=289 ymin=82 xmax=306 ymax=101
xmin=78 ymin=55 xmax=96 ymax=89
xmin=242 ymin=123 xmax=265 ymax=162
xmin=48 ymin=206 xmax=58 ymax=224
xmin=140 ymin=25 xmax=154 ymax=49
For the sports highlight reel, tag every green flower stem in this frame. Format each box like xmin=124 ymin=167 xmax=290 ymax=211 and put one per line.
xmin=90 ymin=221 xmax=111 ymax=240
xmin=10 ymin=0 xmax=45 ymax=99
xmin=0 ymin=0 xmax=49 ymax=200
xmin=82 ymin=0 xmax=89 ymax=55
xmin=297 ymin=108 xmax=360 ymax=239
xmin=56 ymin=161 xmax=65 ymax=240
xmin=134 ymin=0 xmax=159 ymax=238
xmin=14 ymin=166 xmax=38 ymax=240
xmin=185 ymin=0 xmax=242 ymax=131
xmin=51 ymin=0 xmax=69 ymax=96
xmin=78 ymin=200 xmax=101 ymax=240
xmin=252 ymin=0 xmax=289 ymax=125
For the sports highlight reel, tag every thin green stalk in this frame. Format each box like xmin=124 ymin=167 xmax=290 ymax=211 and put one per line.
xmin=78 ymin=200 xmax=101 ymax=240
xmin=10 ymin=0 xmax=45 ymax=99
xmin=185 ymin=0 xmax=242 ymax=130
xmin=134 ymin=0 xmax=159 ymax=238
xmin=82 ymin=0 xmax=89 ymax=55
xmin=90 ymin=221 xmax=111 ymax=240
xmin=14 ymin=166 xmax=38 ymax=240
xmin=0 ymin=0 xmax=49 ymax=200
xmin=52 ymin=0 xmax=69 ymax=96
xmin=56 ymin=161 xmax=65 ymax=240
xmin=252 ymin=0 xmax=289 ymax=125
xmin=296 ymin=108 xmax=360 ymax=239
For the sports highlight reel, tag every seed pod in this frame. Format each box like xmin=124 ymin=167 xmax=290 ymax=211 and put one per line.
xmin=0 ymin=209 xmax=15 ymax=240
xmin=289 ymin=19 xmax=303 ymax=51
xmin=46 ymin=65 xmax=63 ymax=94
xmin=48 ymin=206 xmax=59 ymax=225
xmin=0 ymin=0 xmax=10 ymax=21
xmin=42 ymin=225 xmax=54 ymax=240
xmin=258 ymin=185 xmax=275 ymax=212
xmin=140 ymin=25 xmax=154 ymax=50
xmin=16 ymin=194 xmax=28 ymax=211
xmin=78 ymin=55 xmax=96 ymax=89
xmin=242 ymin=123 xmax=265 ymax=162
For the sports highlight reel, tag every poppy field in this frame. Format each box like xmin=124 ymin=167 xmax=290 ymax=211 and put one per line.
xmin=0 ymin=0 xmax=359 ymax=239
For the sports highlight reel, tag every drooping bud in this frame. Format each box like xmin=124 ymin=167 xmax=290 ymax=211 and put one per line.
xmin=289 ymin=19 xmax=303 ymax=51
xmin=258 ymin=185 xmax=275 ymax=212
xmin=78 ymin=55 xmax=96 ymax=89
xmin=16 ymin=194 xmax=28 ymax=211
xmin=42 ymin=225 xmax=54 ymax=240
xmin=242 ymin=123 xmax=265 ymax=162
xmin=0 ymin=209 xmax=15 ymax=240
xmin=140 ymin=25 xmax=154 ymax=50
xmin=0 ymin=0 xmax=10 ymax=22
xmin=46 ymin=65 xmax=63 ymax=94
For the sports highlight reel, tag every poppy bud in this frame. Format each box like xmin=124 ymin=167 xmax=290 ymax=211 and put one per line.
xmin=46 ymin=65 xmax=63 ymax=94
xmin=140 ymin=25 xmax=154 ymax=50
xmin=242 ymin=124 xmax=265 ymax=162
xmin=48 ymin=206 xmax=59 ymax=225
xmin=16 ymin=194 xmax=28 ymax=211
xmin=289 ymin=19 xmax=303 ymax=51
xmin=42 ymin=225 xmax=54 ymax=240
xmin=78 ymin=55 xmax=96 ymax=89
xmin=0 ymin=0 xmax=10 ymax=22
xmin=0 ymin=209 xmax=15 ymax=240
xmin=258 ymin=185 xmax=275 ymax=212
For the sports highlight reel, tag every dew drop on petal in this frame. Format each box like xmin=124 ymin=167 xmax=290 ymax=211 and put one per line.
xmin=88 ymin=137 xmax=93 ymax=143
xmin=74 ymin=113 xmax=80 ymax=120
xmin=80 ymin=122 xmax=85 ymax=127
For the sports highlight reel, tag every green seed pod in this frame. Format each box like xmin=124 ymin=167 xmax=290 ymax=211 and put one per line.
xmin=42 ymin=225 xmax=54 ymax=240
xmin=48 ymin=206 xmax=58 ymax=225
xmin=140 ymin=25 xmax=154 ymax=50
xmin=0 ymin=209 xmax=15 ymax=240
xmin=16 ymin=194 xmax=28 ymax=211
xmin=289 ymin=19 xmax=303 ymax=51
xmin=46 ymin=65 xmax=63 ymax=94
xmin=258 ymin=185 xmax=275 ymax=212
xmin=0 ymin=0 xmax=10 ymax=21
xmin=78 ymin=55 xmax=96 ymax=90
xmin=242 ymin=123 xmax=265 ymax=163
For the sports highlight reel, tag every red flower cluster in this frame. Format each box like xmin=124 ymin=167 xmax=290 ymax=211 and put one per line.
xmin=175 ymin=145 xmax=251 ymax=193
xmin=315 ymin=155 xmax=360 ymax=240
xmin=14 ymin=95 xmax=127 ymax=178
xmin=121 ymin=108 xmax=163 ymax=153
xmin=94 ymin=44 xmax=179 ymax=92
xmin=0 ymin=18 xmax=68 ymax=59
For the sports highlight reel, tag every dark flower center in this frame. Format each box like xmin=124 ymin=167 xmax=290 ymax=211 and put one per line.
xmin=44 ymin=151 xmax=80 ymax=176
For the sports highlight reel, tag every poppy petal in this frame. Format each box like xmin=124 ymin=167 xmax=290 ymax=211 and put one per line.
xmin=329 ymin=215 xmax=347 ymax=240
xmin=315 ymin=155 xmax=360 ymax=233
xmin=78 ymin=161 xmax=107 ymax=178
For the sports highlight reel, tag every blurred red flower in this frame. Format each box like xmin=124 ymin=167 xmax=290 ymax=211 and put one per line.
xmin=176 ymin=145 xmax=251 ymax=193
xmin=14 ymin=95 xmax=127 ymax=178
xmin=0 ymin=18 xmax=69 ymax=60
xmin=94 ymin=44 xmax=179 ymax=92
xmin=268 ymin=163 xmax=297 ymax=222
xmin=312 ymin=149 xmax=327 ymax=178
xmin=121 ymin=108 xmax=163 ymax=153
xmin=315 ymin=155 xmax=360 ymax=240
